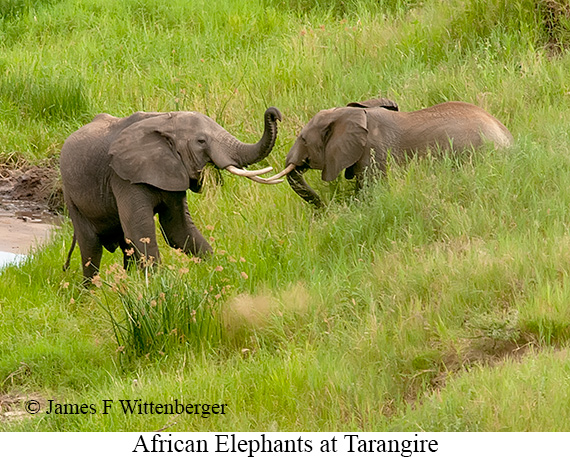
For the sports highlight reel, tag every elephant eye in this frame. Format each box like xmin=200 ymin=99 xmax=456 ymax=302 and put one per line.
xmin=196 ymin=138 xmax=207 ymax=145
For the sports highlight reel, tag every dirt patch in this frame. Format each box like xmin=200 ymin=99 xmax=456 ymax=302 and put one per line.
xmin=399 ymin=334 xmax=535 ymax=414
xmin=0 ymin=166 xmax=63 ymax=210
xmin=429 ymin=337 xmax=534 ymax=391
xmin=0 ymin=393 xmax=45 ymax=424
xmin=0 ymin=166 xmax=62 ymax=254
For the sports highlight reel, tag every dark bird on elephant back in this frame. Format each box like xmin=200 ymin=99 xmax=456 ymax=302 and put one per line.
xmin=60 ymin=107 xmax=282 ymax=280
xmin=268 ymin=98 xmax=513 ymax=208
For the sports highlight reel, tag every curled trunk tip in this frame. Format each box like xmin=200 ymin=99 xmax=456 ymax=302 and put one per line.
xmin=265 ymin=107 xmax=282 ymax=123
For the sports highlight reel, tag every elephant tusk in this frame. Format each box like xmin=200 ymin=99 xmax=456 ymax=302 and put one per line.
xmin=260 ymin=163 xmax=296 ymax=181
xmin=225 ymin=165 xmax=274 ymax=177
xmin=247 ymin=175 xmax=284 ymax=185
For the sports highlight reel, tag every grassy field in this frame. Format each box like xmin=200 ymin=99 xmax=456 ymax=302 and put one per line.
xmin=2 ymin=0 xmax=570 ymax=431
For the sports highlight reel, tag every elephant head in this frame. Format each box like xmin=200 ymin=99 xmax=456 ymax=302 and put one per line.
xmin=281 ymin=107 xmax=370 ymax=208
xmin=108 ymin=107 xmax=283 ymax=193
xmin=282 ymin=98 xmax=398 ymax=183
xmin=263 ymin=98 xmax=399 ymax=207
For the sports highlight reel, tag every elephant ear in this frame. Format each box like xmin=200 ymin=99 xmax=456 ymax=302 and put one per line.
xmin=108 ymin=114 xmax=190 ymax=192
xmin=347 ymin=97 xmax=399 ymax=111
xmin=322 ymin=109 xmax=368 ymax=182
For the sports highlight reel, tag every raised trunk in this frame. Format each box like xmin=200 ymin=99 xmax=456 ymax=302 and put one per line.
xmin=226 ymin=107 xmax=282 ymax=168
xmin=287 ymin=165 xmax=325 ymax=208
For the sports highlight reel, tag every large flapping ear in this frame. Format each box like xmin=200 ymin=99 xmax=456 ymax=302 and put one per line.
xmin=347 ymin=97 xmax=399 ymax=111
xmin=322 ymin=109 xmax=368 ymax=182
xmin=108 ymin=114 xmax=190 ymax=192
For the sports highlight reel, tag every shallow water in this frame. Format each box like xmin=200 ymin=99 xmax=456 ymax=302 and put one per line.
xmin=0 ymin=251 xmax=27 ymax=269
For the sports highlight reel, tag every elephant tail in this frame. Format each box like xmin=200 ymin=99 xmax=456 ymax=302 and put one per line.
xmin=63 ymin=232 xmax=77 ymax=271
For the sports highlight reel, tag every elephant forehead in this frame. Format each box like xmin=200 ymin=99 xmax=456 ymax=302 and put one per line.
xmin=170 ymin=112 xmax=214 ymax=134
xmin=172 ymin=111 xmax=207 ymax=123
xmin=173 ymin=111 xmax=200 ymax=119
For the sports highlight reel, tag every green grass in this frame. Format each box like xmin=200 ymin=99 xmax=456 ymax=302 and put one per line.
xmin=2 ymin=0 xmax=570 ymax=431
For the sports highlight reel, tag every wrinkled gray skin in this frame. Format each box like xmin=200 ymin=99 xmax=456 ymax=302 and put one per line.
xmin=60 ymin=107 xmax=281 ymax=279
xmin=285 ymin=99 xmax=513 ymax=207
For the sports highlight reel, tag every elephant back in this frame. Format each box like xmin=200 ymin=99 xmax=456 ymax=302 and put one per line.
xmin=347 ymin=98 xmax=399 ymax=111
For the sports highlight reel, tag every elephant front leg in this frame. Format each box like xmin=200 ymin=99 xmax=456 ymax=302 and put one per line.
xmin=114 ymin=186 xmax=161 ymax=269
xmin=119 ymin=238 xmax=136 ymax=271
xmin=121 ymin=215 xmax=161 ymax=268
xmin=349 ymin=148 xmax=386 ymax=194
xmin=157 ymin=194 xmax=213 ymax=258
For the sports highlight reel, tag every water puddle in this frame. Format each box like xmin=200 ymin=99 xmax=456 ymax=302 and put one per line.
xmin=0 ymin=251 xmax=26 ymax=269
xmin=0 ymin=167 xmax=60 ymax=265
xmin=0 ymin=212 xmax=56 ymax=257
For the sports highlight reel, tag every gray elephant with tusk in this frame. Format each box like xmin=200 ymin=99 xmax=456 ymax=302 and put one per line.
xmin=60 ymin=107 xmax=282 ymax=279
xmin=269 ymin=99 xmax=513 ymax=208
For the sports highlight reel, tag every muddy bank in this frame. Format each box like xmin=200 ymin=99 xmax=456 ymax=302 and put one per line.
xmin=0 ymin=166 xmax=62 ymax=255
xmin=0 ymin=217 xmax=55 ymax=254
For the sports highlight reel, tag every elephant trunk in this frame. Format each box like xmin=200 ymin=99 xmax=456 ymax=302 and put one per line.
xmin=222 ymin=107 xmax=282 ymax=169
xmin=286 ymin=165 xmax=325 ymax=208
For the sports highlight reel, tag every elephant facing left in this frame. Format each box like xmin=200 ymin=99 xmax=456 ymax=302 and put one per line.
xmin=60 ymin=107 xmax=282 ymax=279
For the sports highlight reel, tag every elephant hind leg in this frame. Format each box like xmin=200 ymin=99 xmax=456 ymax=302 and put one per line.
xmin=157 ymin=196 xmax=212 ymax=258
xmin=66 ymin=203 xmax=103 ymax=280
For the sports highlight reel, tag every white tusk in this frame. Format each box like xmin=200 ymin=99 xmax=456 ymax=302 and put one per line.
xmin=226 ymin=165 xmax=273 ymax=177
xmin=247 ymin=176 xmax=284 ymax=185
xmin=261 ymin=163 xmax=296 ymax=181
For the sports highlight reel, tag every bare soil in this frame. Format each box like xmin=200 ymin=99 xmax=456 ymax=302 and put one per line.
xmin=0 ymin=166 xmax=62 ymax=254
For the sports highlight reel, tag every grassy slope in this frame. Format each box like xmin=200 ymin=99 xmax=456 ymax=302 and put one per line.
xmin=2 ymin=0 xmax=570 ymax=431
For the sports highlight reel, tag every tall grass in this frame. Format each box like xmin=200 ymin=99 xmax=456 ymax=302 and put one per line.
xmin=0 ymin=70 xmax=89 ymax=122
xmin=2 ymin=0 xmax=570 ymax=431
xmin=0 ymin=0 xmax=59 ymax=18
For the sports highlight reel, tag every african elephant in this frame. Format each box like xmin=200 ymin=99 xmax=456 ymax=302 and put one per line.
xmin=271 ymin=99 xmax=513 ymax=207
xmin=60 ymin=107 xmax=282 ymax=279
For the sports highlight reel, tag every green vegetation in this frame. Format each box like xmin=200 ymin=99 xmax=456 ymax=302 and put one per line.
xmin=2 ymin=0 xmax=570 ymax=431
